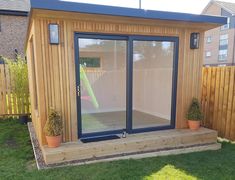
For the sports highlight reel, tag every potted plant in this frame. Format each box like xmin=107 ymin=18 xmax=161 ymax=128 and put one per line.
xmin=186 ymin=98 xmax=203 ymax=130
xmin=4 ymin=55 xmax=29 ymax=124
xmin=44 ymin=109 xmax=63 ymax=148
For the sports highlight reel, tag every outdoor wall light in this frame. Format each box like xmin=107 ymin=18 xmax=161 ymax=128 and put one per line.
xmin=190 ymin=32 xmax=200 ymax=49
xmin=49 ymin=24 xmax=59 ymax=44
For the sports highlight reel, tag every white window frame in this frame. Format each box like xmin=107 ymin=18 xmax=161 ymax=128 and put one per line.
xmin=206 ymin=36 xmax=212 ymax=43
xmin=221 ymin=17 xmax=230 ymax=30
xmin=218 ymin=49 xmax=228 ymax=61
xmin=205 ymin=51 xmax=211 ymax=57
xmin=219 ymin=34 xmax=228 ymax=46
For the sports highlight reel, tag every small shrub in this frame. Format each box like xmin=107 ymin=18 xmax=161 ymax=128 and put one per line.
xmin=186 ymin=98 xmax=203 ymax=121
xmin=44 ymin=109 xmax=63 ymax=136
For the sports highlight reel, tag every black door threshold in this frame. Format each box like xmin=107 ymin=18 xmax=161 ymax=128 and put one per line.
xmin=80 ymin=135 xmax=120 ymax=143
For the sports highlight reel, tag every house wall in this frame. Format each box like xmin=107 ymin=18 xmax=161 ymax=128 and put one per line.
xmin=26 ymin=9 xmax=206 ymax=146
xmin=203 ymin=2 xmax=235 ymax=65
xmin=0 ymin=15 xmax=28 ymax=58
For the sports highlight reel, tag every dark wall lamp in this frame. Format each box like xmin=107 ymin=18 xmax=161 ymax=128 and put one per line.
xmin=49 ymin=24 xmax=59 ymax=44
xmin=190 ymin=32 xmax=200 ymax=49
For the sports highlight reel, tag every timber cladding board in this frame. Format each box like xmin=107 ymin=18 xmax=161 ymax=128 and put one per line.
xmin=41 ymin=128 xmax=218 ymax=164
xmin=26 ymin=10 xmax=206 ymax=145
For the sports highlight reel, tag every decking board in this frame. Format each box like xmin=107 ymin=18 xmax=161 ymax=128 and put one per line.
xmin=42 ymin=128 xmax=219 ymax=164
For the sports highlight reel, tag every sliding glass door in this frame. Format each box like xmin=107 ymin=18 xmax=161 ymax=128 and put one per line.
xmin=132 ymin=40 xmax=175 ymax=130
xmin=75 ymin=34 xmax=178 ymax=138
xmin=77 ymin=36 xmax=127 ymax=136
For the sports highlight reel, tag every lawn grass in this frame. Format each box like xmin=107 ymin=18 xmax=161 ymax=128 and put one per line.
xmin=0 ymin=118 xmax=235 ymax=180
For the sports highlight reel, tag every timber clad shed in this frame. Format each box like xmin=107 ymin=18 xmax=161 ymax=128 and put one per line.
xmin=26 ymin=0 xmax=227 ymax=165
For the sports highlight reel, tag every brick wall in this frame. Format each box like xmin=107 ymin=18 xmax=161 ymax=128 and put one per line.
xmin=0 ymin=15 xmax=28 ymax=59
xmin=203 ymin=2 xmax=235 ymax=65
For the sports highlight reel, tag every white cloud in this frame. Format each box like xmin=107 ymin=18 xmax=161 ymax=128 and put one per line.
xmin=142 ymin=0 xmax=210 ymax=14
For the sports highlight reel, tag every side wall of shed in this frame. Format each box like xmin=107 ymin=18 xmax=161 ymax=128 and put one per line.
xmin=26 ymin=19 xmax=46 ymax=145
xmin=26 ymin=10 xmax=205 ymax=145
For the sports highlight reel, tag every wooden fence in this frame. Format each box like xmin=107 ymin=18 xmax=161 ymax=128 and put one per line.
xmin=0 ymin=64 xmax=30 ymax=116
xmin=201 ymin=66 xmax=235 ymax=141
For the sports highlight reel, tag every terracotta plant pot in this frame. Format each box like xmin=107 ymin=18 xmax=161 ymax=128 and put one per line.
xmin=188 ymin=120 xmax=200 ymax=130
xmin=45 ymin=135 xmax=62 ymax=148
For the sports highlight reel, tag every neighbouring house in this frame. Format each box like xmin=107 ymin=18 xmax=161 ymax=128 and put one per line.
xmin=25 ymin=0 xmax=226 ymax=165
xmin=202 ymin=0 xmax=235 ymax=66
xmin=0 ymin=0 xmax=29 ymax=59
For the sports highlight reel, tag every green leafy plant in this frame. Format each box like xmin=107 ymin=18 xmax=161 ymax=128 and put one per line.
xmin=3 ymin=55 xmax=29 ymax=101
xmin=44 ymin=109 xmax=63 ymax=136
xmin=186 ymin=98 xmax=204 ymax=121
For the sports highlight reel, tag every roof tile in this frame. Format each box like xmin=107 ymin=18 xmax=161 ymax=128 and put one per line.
xmin=216 ymin=1 xmax=235 ymax=14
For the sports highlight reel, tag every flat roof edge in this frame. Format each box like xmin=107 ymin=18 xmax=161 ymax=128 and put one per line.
xmin=30 ymin=0 xmax=227 ymax=25
xmin=0 ymin=10 xmax=28 ymax=16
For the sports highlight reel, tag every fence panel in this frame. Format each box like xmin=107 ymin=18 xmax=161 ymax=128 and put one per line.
xmin=202 ymin=66 xmax=235 ymax=141
xmin=0 ymin=64 xmax=30 ymax=116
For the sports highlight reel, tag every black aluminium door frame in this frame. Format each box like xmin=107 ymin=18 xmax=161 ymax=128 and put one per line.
xmin=74 ymin=32 xmax=179 ymax=139
xmin=74 ymin=33 xmax=129 ymax=138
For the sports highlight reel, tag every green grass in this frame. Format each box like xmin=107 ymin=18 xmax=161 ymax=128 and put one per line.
xmin=0 ymin=118 xmax=235 ymax=180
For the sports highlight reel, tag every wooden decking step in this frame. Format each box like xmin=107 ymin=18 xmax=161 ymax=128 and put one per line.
xmin=41 ymin=128 xmax=220 ymax=165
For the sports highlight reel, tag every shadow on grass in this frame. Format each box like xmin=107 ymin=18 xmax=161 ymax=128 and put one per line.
xmin=0 ymin=118 xmax=235 ymax=180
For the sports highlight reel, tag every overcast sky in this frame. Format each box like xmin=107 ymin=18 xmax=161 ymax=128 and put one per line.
xmin=62 ymin=0 xmax=235 ymax=14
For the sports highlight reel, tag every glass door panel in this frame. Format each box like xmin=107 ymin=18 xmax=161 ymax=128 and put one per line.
xmin=132 ymin=40 xmax=174 ymax=129
xmin=78 ymin=38 xmax=127 ymax=134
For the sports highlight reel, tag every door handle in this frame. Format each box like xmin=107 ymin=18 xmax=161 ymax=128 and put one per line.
xmin=77 ymin=85 xmax=80 ymax=97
